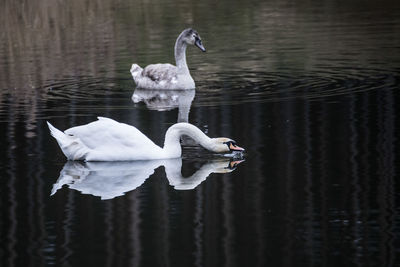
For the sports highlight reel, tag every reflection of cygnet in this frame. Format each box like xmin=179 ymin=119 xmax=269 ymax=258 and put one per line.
xmin=132 ymin=88 xmax=196 ymax=145
xmin=51 ymin=159 xmax=244 ymax=199
xmin=132 ymin=89 xmax=195 ymax=122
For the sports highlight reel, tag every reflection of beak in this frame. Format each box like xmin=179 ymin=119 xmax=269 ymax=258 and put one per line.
xmin=195 ymin=39 xmax=206 ymax=52
xmin=229 ymin=143 xmax=245 ymax=152
xmin=228 ymin=159 xmax=245 ymax=169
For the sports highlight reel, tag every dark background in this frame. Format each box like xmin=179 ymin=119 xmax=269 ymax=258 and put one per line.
xmin=1 ymin=0 xmax=399 ymax=266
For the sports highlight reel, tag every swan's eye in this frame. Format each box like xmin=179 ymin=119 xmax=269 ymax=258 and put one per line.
xmin=223 ymin=141 xmax=233 ymax=148
xmin=229 ymin=141 xmax=237 ymax=147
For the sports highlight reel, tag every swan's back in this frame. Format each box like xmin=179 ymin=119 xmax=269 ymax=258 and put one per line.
xmin=63 ymin=117 xmax=164 ymax=161
xmin=66 ymin=117 xmax=157 ymax=148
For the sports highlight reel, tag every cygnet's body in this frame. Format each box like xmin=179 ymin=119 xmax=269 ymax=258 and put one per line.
xmin=130 ymin=28 xmax=206 ymax=90
xmin=47 ymin=117 xmax=244 ymax=161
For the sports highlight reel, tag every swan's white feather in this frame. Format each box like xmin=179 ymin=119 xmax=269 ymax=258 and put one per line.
xmin=50 ymin=117 xmax=164 ymax=161
xmin=47 ymin=121 xmax=90 ymax=160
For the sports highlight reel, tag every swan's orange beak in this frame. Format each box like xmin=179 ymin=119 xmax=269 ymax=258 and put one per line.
xmin=229 ymin=143 xmax=245 ymax=152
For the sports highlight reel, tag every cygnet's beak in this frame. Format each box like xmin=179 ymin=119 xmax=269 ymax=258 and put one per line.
xmin=195 ymin=39 xmax=206 ymax=52
xmin=229 ymin=143 xmax=245 ymax=152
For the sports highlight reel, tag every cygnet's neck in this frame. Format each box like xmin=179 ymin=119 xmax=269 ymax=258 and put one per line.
xmin=163 ymin=123 xmax=213 ymax=157
xmin=174 ymin=35 xmax=190 ymax=74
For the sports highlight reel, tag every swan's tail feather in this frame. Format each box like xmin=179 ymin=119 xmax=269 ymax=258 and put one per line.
xmin=130 ymin=64 xmax=143 ymax=81
xmin=47 ymin=121 xmax=90 ymax=161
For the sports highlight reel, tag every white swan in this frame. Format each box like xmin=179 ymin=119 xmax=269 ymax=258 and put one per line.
xmin=130 ymin=28 xmax=206 ymax=90
xmin=47 ymin=117 xmax=244 ymax=161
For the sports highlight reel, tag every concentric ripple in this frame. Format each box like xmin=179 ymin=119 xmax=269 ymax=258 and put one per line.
xmin=194 ymin=68 xmax=399 ymax=106
xmin=44 ymin=76 xmax=128 ymax=101
xmin=0 ymin=67 xmax=398 ymax=123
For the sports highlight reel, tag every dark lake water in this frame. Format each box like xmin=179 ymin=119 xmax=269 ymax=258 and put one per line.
xmin=1 ymin=0 xmax=400 ymax=266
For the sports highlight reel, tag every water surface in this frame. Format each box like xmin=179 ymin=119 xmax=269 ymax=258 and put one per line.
xmin=1 ymin=0 xmax=400 ymax=266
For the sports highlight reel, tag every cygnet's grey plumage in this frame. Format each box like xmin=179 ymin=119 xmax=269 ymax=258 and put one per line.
xmin=130 ymin=28 xmax=206 ymax=90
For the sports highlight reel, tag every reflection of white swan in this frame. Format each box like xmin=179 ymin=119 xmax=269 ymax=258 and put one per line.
xmin=51 ymin=159 xmax=244 ymax=199
xmin=47 ymin=117 xmax=244 ymax=161
xmin=51 ymin=161 xmax=160 ymax=200
xmin=132 ymin=89 xmax=195 ymax=122
xmin=130 ymin=28 xmax=206 ymax=90
xmin=166 ymin=159 xmax=244 ymax=190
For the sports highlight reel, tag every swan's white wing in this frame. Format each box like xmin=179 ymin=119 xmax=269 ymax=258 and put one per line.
xmin=142 ymin=63 xmax=178 ymax=84
xmin=64 ymin=117 xmax=162 ymax=157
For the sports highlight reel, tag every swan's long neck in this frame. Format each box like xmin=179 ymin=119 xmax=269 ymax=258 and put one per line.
xmin=174 ymin=34 xmax=189 ymax=74
xmin=163 ymin=123 xmax=213 ymax=157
